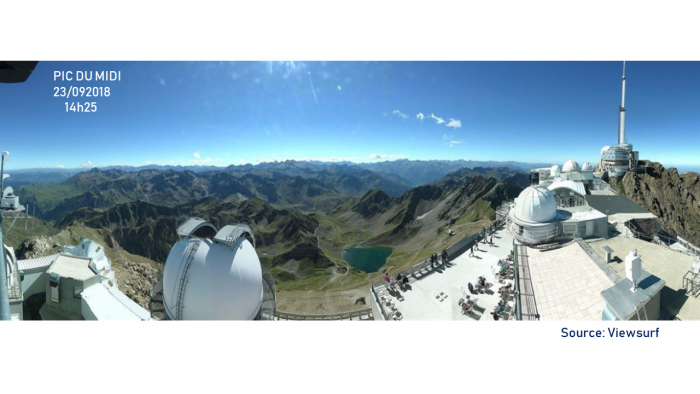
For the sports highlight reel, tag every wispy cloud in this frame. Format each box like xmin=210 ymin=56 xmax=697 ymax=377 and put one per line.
xmin=193 ymin=151 xmax=201 ymax=159
xmin=368 ymin=153 xmax=404 ymax=159
xmin=416 ymin=113 xmax=425 ymax=122
xmin=159 ymin=78 xmax=166 ymax=87
xmin=392 ymin=110 xmax=409 ymax=120
xmin=430 ymin=113 xmax=445 ymax=125
xmin=81 ymin=160 xmax=93 ymax=168
xmin=442 ymin=134 xmax=453 ymax=140
xmin=144 ymin=161 xmax=154 ymax=165
xmin=446 ymin=118 xmax=462 ymax=129
xmin=449 ymin=140 xmax=464 ymax=148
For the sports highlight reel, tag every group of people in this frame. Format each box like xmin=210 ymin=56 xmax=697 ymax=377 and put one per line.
xmin=430 ymin=249 xmax=449 ymax=268
xmin=384 ymin=272 xmax=410 ymax=292
xmin=498 ymin=283 xmax=512 ymax=298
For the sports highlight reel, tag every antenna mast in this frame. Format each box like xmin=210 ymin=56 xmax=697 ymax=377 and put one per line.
xmin=618 ymin=61 xmax=627 ymax=145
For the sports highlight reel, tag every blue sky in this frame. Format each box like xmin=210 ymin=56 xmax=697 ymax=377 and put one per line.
xmin=1 ymin=61 xmax=699 ymax=169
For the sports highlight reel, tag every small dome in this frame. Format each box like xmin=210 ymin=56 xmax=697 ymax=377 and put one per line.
xmin=550 ymin=165 xmax=561 ymax=177
xmin=562 ymin=159 xmax=580 ymax=173
xmin=163 ymin=236 xmax=263 ymax=320
xmin=581 ymin=162 xmax=593 ymax=171
xmin=600 ymin=146 xmax=611 ymax=156
xmin=514 ymin=186 xmax=557 ymax=223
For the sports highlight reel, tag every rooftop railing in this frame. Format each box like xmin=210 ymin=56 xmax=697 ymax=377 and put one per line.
xmin=624 ymin=221 xmax=700 ymax=259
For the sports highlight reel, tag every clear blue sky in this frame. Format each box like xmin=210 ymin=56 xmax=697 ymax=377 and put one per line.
xmin=1 ymin=61 xmax=699 ymax=169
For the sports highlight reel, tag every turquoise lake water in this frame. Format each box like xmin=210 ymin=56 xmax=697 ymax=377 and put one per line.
xmin=342 ymin=246 xmax=393 ymax=273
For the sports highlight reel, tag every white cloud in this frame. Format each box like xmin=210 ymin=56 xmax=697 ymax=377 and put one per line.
xmin=144 ymin=161 xmax=154 ymax=165
xmin=189 ymin=157 xmax=223 ymax=165
xmin=392 ymin=110 xmax=409 ymax=120
xmin=255 ymin=156 xmax=359 ymax=163
xmin=81 ymin=160 xmax=93 ymax=168
xmin=430 ymin=113 xmax=445 ymax=125
xmin=442 ymin=134 xmax=453 ymax=140
xmin=159 ymin=78 xmax=166 ymax=86
xmin=193 ymin=151 xmax=201 ymax=159
xmin=416 ymin=113 xmax=425 ymax=122
xmin=449 ymin=140 xmax=464 ymax=148
xmin=368 ymin=153 xmax=404 ymax=159
xmin=446 ymin=118 xmax=462 ymax=129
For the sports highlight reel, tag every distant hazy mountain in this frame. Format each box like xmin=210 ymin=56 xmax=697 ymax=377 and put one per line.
xmin=10 ymin=159 xmax=550 ymax=188
xmin=357 ymin=159 xmax=551 ymax=186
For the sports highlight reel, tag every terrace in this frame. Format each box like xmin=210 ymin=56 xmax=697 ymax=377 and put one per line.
xmin=371 ymin=224 xmax=516 ymax=321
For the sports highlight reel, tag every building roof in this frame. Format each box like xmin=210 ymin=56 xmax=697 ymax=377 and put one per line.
xmin=547 ymin=179 xmax=587 ymax=196
xmin=17 ymin=253 xmax=59 ymax=271
xmin=585 ymin=194 xmax=651 ymax=215
xmin=81 ymin=285 xmax=152 ymax=321
xmin=560 ymin=205 xmax=608 ymax=222
xmin=601 ymin=269 xmax=665 ymax=320
xmin=47 ymin=254 xmax=96 ymax=281
xmin=587 ymin=236 xmax=700 ymax=320
xmin=525 ymin=241 xmax=616 ymax=320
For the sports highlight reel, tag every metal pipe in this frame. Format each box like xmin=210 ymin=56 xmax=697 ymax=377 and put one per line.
xmin=0 ymin=215 xmax=11 ymax=320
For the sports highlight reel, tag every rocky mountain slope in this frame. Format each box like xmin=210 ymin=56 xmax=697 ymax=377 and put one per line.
xmin=610 ymin=162 xmax=700 ymax=246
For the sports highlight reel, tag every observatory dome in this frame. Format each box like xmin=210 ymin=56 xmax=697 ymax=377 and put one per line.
xmin=581 ymin=162 xmax=593 ymax=171
xmin=550 ymin=165 xmax=561 ymax=177
xmin=562 ymin=159 xmax=580 ymax=173
xmin=600 ymin=146 xmax=611 ymax=156
xmin=162 ymin=227 xmax=264 ymax=320
xmin=514 ymin=186 xmax=557 ymax=223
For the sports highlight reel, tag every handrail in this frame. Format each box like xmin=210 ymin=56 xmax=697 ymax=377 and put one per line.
xmin=624 ymin=221 xmax=700 ymax=258
xmin=275 ymin=307 xmax=372 ymax=321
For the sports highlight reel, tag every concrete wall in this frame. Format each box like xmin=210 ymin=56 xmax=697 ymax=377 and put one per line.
xmin=43 ymin=275 xmax=100 ymax=320
xmin=21 ymin=266 xmax=50 ymax=299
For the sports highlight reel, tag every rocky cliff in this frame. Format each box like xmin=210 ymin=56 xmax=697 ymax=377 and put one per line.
xmin=610 ymin=162 xmax=700 ymax=246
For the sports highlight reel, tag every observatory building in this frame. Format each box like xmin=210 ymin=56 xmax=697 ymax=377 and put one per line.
xmin=1 ymin=187 xmax=21 ymax=210
xmin=508 ymin=184 xmax=608 ymax=246
xmin=162 ymin=218 xmax=276 ymax=320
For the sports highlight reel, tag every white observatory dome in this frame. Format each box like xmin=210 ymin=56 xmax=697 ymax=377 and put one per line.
xmin=163 ymin=220 xmax=264 ymax=320
xmin=562 ymin=159 xmax=580 ymax=173
xmin=600 ymin=146 xmax=611 ymax=156
xmin=581 ymin=162 xmax=593 ymax=171
xmin=514 ymin=186 xmax=557 ymax=223
xmin=550 ymin=165 xmax=561 ymax=177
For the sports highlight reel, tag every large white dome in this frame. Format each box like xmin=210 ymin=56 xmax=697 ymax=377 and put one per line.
xmin=581 ymin=162 xmax=593 ymax=171
xmin=562 ymin=159 xmax=580 ymax=173
xmin=514 ymin=186 xmax=557 ymax=223
xmin=550 ymin=165 xmax=561 ymax=177
xmin=163 ymin=235 xmax=264 ymax=320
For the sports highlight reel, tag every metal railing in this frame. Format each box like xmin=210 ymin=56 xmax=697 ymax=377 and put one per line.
xmin=274 ymin=308 xmax=372 ymax=321
xmin=624 ymin=222 xmax=700 ymax=258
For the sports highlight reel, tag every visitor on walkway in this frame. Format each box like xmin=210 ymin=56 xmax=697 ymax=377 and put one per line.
xmin=469 ymin=244 xmax=474 ymax=257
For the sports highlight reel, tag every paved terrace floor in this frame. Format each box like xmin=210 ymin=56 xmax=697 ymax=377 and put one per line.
xmin=587 ymin=236 xmax=700 ymax=320
xmin=525 ymin=242 xmax=615 ymax=321
xmin=390 ymin=228 xmax=515 ymax=321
